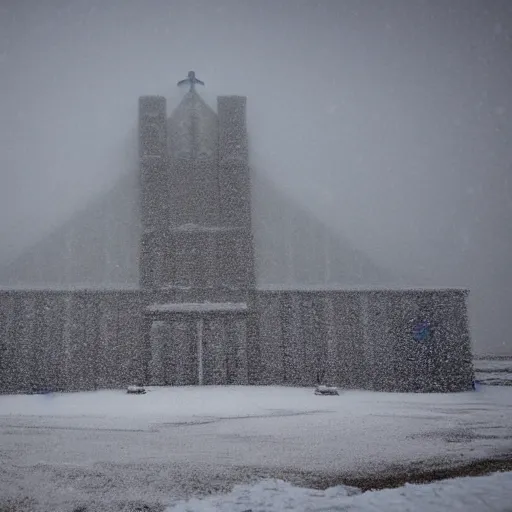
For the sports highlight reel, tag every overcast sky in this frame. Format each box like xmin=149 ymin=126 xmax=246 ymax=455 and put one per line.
xmin=1 ymin=0 xmax=511 ymax=354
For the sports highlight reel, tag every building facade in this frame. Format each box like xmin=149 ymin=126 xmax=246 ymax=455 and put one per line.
xmin=0 ymin=87 xmax=474 ymax=393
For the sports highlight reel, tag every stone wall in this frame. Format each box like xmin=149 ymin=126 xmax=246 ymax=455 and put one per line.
xmin=0 ymin=290 xmax=144 ymax=393
xmin=253 ymin=289 xmax=473 ymax=392
xmin=0 ymin=288 xmax=473 ymax=394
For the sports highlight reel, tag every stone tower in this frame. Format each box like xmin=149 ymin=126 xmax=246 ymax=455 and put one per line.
xmin=138 ymin=88 xmax=255 ymax=299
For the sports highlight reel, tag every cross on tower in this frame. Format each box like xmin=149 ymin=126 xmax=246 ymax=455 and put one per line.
xmin=177 ymin=71 xmax=205 ymax=91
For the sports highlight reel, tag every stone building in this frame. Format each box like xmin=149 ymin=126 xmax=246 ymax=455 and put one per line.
xmin=0 ymin=81 xmax=473 ymax=393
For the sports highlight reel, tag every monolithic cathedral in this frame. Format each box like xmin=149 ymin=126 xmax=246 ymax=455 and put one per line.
xmin=0 ymin=74 xmax=473 ymax=393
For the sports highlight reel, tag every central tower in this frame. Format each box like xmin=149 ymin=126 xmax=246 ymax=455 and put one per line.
xmin=138 ymin=84 xmax=255 ymax=299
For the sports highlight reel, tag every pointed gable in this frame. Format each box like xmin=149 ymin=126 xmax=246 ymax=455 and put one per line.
xmin=167 ymin=89 xmax=218 ymax=160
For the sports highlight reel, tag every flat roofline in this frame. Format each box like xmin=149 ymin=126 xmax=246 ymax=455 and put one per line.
xmin=0 ymin=284 xmax=139 ymax=292
xmin=256 ymin=284 xmax=469 ymax=293
xmin=0 ymin=284 xmax=469 ymax=294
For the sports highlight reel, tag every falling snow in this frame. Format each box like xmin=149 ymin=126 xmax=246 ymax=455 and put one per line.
xmin=1 ymin=1 xmax=512 ymax=510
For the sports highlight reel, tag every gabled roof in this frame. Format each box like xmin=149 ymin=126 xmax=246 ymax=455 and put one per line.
xmin=0 ymin=167 xmax=398 ymax=290
xmin=167 ymin=89 xmax=218 ymax=160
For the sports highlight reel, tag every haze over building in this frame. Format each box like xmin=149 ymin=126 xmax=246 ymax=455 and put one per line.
xmin=0 ymin=77 xmax=472 ymax=393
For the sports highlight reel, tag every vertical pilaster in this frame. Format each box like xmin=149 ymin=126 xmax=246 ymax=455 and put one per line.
xmin=217 ymin=96 xmax=255 ymax=289
xmin=217 ymin=96 xmax=250 ymax=226
xmin=197 ymin=318 xmax=204 ymax=385
xmin=139 ymin=95 xmax=167 ymax=289
xmin=323 ymin=295 xmax=338 ymax=385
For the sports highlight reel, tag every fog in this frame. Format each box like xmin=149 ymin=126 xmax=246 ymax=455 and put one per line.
xmin=1 ymin=0 xmax=511 ymax=355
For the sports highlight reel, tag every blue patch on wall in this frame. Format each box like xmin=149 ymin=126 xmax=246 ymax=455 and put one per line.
xmin=412 ymin=321 xmax=433 ymax=342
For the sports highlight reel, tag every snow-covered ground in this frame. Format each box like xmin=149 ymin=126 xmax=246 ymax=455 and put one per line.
xmin=1 ymin=385 xmax=512 ymax=511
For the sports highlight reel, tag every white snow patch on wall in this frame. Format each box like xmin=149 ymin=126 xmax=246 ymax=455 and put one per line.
xmin=147 ymin=302 xmax=248 ymax=313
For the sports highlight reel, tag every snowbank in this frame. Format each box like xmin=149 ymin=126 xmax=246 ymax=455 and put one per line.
xmin=166 ymin=472 xmax=512 ymax=512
